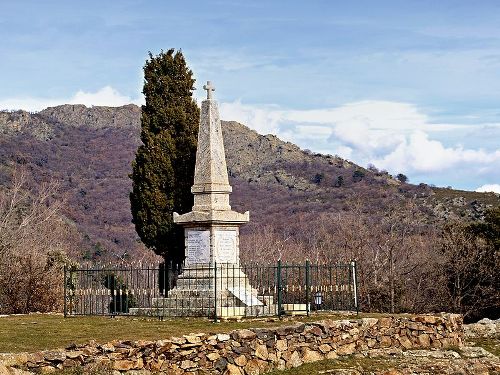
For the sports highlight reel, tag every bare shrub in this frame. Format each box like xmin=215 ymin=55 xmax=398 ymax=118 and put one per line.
xmin=239 ymin=198 xmax=455 ymax=316
xmin=0 ymin=168 xmax=71 ymax=313
xmin=437 ymin=220 xmax=499 ymax=322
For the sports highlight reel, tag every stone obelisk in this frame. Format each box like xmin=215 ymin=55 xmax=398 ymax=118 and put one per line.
xmin=173 ymin=81 xmax=249 ymax=264
xmin=160 ymin=81 xmax=269 ymax=318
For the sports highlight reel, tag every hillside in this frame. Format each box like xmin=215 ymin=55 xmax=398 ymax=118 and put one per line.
xmin=0 ymin=104 xmax=498 ymax=262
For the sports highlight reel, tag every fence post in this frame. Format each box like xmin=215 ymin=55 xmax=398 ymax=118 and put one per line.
xmin=166 ymin=262 xmax=169 ymax=298
xmin=63 ymin=264 xmax=67 ymax=318
xmin=277 ymin=260 xmax=282 ymax=318
xmin=214 ymin=262 xmax=218 ymax=323
xmin=351 ymin=260 xmax=359 ymax=314
xmin=305 ymin=259 xmax=310 ymax=316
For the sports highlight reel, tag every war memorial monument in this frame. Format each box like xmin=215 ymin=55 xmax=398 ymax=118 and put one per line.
xmin=137 ymin=82 xmax=274 ymax=318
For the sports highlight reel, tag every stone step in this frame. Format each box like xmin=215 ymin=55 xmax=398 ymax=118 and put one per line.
xmin=129 ymin=304 xmax=278 ymax=318
xmin=152 ymin=298 xmax=216 ymax=309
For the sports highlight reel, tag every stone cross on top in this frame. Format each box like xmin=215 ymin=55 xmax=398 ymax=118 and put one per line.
xmin=203 ymin=81 xmax=215 ymax=100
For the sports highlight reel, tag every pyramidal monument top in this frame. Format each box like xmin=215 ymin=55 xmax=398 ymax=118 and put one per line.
xmin=173 ymin=81 xmax=249 ymax=225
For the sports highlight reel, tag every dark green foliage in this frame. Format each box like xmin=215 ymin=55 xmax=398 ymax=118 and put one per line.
xmin=396 ymin=173 xmax=408 ymax=183
xmin=102 ymin=273 xmax=136 ymax=313
xmin=82 ymin=242 xmax=107 ymax=261
xmin=335 ymin=175 xmax=344 ymax=187
xmin=130 ymin=49 xmax=199 ymax=263
xmin=312 ymin=173 xmax=324 ymax=184
xmin=352 ymin=170 xmax=365 ymax=182
xmin=469 ymin=206 xmax=500 ymax=250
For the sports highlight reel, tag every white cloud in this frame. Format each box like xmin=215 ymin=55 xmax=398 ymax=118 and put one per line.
xmin=372 ymin=130 xmax=500 ymax=173
xmin=476 ymin=184 xmax=500 ymax=194
xmin=219 ymin=99 xmax=500 ymax=189
xmin=70 ymin=86 xmax=143 ymax=107
xmin=0 ymin=86 xmax=144 ymax=112
xmin=219 ymin=100 xmax=283 ymax=135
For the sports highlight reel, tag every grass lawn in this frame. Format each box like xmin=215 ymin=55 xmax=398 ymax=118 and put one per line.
xmin=265 ymin=357 xmax=395 ymax=375
xmin=469 ymin=338 xmax=500 ymax=357
xmin=0 ymin=312 xmax=363 ymax=353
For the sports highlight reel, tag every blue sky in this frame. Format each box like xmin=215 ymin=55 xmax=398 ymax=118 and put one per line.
xmin=1 ymin=0 xmax=499 ymax=192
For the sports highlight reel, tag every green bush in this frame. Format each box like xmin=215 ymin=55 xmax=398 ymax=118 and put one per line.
xmin=102 ymin=273 xmax=136 ymax=313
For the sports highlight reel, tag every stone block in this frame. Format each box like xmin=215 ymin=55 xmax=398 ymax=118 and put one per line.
xmin=184 ymin=335 xmax=202 ymax=344
xmin=232 ymin=329 xmax=256 ymax=341
xmin=417 ymin=334 xmax=430 ymax=348
xmin=380 ymin=336 xmax=392 ymax=348
xmin=207 ymin=352 xmax=220 ymax=361
xmin=275 ymin=339 xmax=287 ymax=352
xmin=244 ymin=359 xmax=268 ymax=375
xmin=0 ymin=353 xmax=29 ymax=367
xmin=361 ymin=318 xmax=378 ymax=328
xmin=180 ymin=359 xmax=197 ymax=370
xmin=306 ymin=325 xmax=323 ymax=336
xmin=254 ymin=344 xmax=268 ymax=360
xmin=0 ymin=363 xmax=10 ymax=375
xmin=287 ymin=351 xmax=303 ymax=368
xmin=325 ymin=351 xmax=338 ymax=360
xmin=217 ymin=334 xmax=230 ymax=342
xmin=318 ymin=344 xmax=332 ymax=353
xmin=62 ymin=359 xmax=80 ymax=368
xmin=379 ymin=317 xmax=392 ymax=328
xmin=225 ymin=363 xmax=243 ymax=375
xmin=65 ymin=351 xmax=83 ymax=360
xmin=234 ymin=355 xmax=247 ymax=367
xmin=336 ymin=342 xmax=356 ymax=355
xmin=268 ymin=353 xmax=278 ymax=363
xmin=39 ymin=367 xmax=56 ymax=374
xmin=113 ymin=360 xmax=135 ymax=371
xmin=214 ymin=357 xmax=228 ymax=372
xmin=301 ymin=349 xmax=323 ymax=363
xmin=43 ymin=351 xmax=66 ymax=362
xmin=397 ymin=336 xmax=413 ymax=350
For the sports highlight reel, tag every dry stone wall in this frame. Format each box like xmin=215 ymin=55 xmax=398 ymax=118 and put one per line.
xmin=0 ymin=314 xmax=463 ymax=375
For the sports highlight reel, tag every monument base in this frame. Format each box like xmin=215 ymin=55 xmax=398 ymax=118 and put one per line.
xmin=129 ymin=264 xmax=277 ymax=318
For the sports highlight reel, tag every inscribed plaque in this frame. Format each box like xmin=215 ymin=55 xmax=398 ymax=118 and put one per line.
xmin=186 ymin=230 xmax=210 ymax=264
xmin=214 ymin=230 xmax=237 ymax=263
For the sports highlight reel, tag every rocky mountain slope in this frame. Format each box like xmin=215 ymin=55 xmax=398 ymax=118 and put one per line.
xmin=0 ymin=105 xmax=498 ymax=262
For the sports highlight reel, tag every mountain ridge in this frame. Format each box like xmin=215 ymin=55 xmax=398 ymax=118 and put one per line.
xmin=0 ymin=104 xmax=498 ymax=261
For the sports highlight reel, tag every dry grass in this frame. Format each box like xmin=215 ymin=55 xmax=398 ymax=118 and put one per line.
xmin=264 ymin=357 xmax=396 ymax=375
xmin=0 ymin=312 xmax=364 ymax=353
xmin=470 ymin=338 xmax=500 ymax=357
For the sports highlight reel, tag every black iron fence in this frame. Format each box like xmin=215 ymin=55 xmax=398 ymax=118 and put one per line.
xmin=64 ymin=261 xmax=359 ymax=319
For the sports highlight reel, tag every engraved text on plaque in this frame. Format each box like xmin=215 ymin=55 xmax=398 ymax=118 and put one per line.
xmin=214 ymin=230 xmax=237 ymax=263
xmin=186 ymin=230 xmax=210 ymax=264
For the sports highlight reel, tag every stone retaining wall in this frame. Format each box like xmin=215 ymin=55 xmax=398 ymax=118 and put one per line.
xmin=0 ymin=314 xmax=463 ymax=374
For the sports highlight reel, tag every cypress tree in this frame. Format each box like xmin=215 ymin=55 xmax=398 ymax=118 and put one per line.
xmin=130 ymin=49 xmax=199 ymax=264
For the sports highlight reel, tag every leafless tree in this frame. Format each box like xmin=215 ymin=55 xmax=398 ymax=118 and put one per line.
xmin=0 ymin=168 xmax=71 ymax=313
xmin=437 ymin=221 xmax=499 ymax=320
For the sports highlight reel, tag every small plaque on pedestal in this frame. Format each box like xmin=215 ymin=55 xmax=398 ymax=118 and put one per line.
xmin=214 ymin=230 xmax=237 ymax=263
xmin=186 ymin=229 xmax=210 ymax=264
